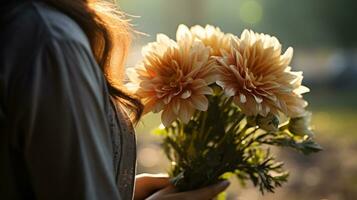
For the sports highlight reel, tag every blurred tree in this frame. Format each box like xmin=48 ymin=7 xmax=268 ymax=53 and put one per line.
xmin=263 ymin=0 xmax=357 ymax=48
xmin=312 ymin=0 xmax=357 ymax=48
xmin=120 ymin=0 xmax=357 ymax=48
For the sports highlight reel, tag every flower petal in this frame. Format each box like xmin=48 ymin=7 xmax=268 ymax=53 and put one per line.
xmin=191 ymin=95 xmax=209 ymax=111
xmin=181 ymin=90 xmax=192 ymax=99
xmin=239 ymin=93 xmax=247 ymax=103
xmin=161 ymin=108 xmax=176 ymax=127
xmin=178 ymin=101 xmax=195 ymax=123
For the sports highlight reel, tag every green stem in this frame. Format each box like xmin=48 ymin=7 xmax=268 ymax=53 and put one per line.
xmin=199 ymin=111 xmax=208 ymax=142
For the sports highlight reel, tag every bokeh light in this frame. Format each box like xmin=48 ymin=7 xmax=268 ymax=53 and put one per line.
xmin=138 ymin=146 xmax=161 ymax=168
xmin=239 ymin=0 xmax=263 ymax=25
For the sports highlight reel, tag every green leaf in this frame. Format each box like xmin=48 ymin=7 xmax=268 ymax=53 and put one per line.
xmin=266 ymin=137 xmax=323 ymax=155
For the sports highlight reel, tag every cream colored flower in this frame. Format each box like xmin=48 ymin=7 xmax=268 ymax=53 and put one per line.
xmin=177 ymin=24 xmax=233 ymax=57
xmin=127 ymin=25 xmax=217 ymax=127
xmin=216 ymin=29 xmax=309 ymax=118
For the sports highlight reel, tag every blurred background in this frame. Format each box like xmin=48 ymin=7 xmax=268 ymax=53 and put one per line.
xmin=119 ymin=0 xmax=357 ymax=199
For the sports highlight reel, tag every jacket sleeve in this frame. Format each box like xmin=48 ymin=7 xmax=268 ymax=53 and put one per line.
xmin=8 ymin=38 xmax=121 ymax=200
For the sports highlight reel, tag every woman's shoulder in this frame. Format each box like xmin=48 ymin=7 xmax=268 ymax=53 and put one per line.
xmin=31 ymin=2 xmax=90 ymax=46
xmin=0 ymin=1 xmax=99 ymax=88
xmin=1 ymin=1 xmax=90 ymax=48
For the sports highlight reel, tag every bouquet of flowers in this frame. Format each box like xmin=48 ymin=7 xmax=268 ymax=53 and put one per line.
xmin=126 ymin=24 xmax=322 ymax=194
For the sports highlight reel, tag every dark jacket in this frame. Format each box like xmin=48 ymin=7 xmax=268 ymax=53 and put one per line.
xmin=0 ymin=1 xmax=136 ymax=199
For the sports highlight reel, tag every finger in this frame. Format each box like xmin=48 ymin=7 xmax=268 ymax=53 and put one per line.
xmin=146 ymin=185 xmax=177 ymax=200
xmin=134 ymin=174 xmax=171 ymax=200
xmin=136 ymin=173 xmax=169 ymax=179
xmin=181 ymin=181 xmax=230 ymax=200
xmin=136 ymin=173 xmax=170 ymax=189
xmin=139 ymin=176 xmax=170 ymax=190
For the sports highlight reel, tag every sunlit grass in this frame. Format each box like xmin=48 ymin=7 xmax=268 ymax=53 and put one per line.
xmin=307 ymin=90 xmax=357 ymax=139
xmin=313 ymin=110 xmax=357 ymax=138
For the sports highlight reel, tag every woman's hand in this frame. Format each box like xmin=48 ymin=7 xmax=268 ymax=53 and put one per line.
xmin=134 ymin=173 xmax=230 ymax=200
xmin=134 ymin=173 xmax=171 ymax=200
xmin=147 ymin=181 xmax=230 ymax=200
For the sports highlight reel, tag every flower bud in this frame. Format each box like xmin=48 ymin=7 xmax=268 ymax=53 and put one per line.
xmin=256 ymin=113 xmax=279 ymax=132
xmin=288 ymin=112 xmax=314 ymax=137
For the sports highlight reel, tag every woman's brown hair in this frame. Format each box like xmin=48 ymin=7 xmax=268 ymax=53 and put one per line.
xmin=41 ymin=0 xmax=143 ymax=123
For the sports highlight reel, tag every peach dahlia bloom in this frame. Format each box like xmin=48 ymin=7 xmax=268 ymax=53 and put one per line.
xmin=127 ymin=26 xmax=217 ymax=127
xmin=182 ymin=24 xmax=233 ymax=57
xmin=216 ymin=30 xmax=309 ymax=118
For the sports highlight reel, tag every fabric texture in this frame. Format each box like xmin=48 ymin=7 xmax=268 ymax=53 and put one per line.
xmin=0 ymin=1 xmax=136 ymax=200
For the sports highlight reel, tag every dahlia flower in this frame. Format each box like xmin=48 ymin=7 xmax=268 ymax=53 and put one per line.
xmin=178 ymin=24 xmax=233 ymax=57
xmin=127 ymin=26 xmax=217 ymax=127
xmin=216 ymin=29 xmax=309 ymax=118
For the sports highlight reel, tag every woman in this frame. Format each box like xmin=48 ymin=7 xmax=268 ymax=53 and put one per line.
xmin=0 ymin=0 xmax=230 ymax=199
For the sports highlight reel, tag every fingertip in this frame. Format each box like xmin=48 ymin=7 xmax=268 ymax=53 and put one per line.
xmin=212 ymin=180 xmax=230 ymax=194
xmin=218 ymin=180 xmax=230 ymax=188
